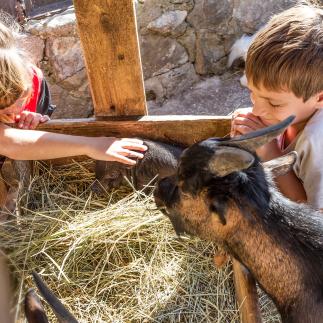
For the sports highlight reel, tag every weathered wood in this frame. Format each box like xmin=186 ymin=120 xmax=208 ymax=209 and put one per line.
xmin=233 ymin=259 xmax=262 ymax=323
xmin=0 ymin=253 xmax=13 ymax=323
xmin=0 ymin=175 xmax=8 ymax=211
xmin=38 ymin=116 xmax=231 ymax=146
xmin=73 ymin=0 xmax=147 ymax=117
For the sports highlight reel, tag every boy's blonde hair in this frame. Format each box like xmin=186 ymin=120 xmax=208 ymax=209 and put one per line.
xmin=0 ymin=21 xmax=32 ymax=109
xmin=246 ymin=5 xmax=323 ymax=102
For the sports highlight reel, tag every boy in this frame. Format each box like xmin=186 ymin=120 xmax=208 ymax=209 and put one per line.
xmin=231 ymin=4 xmax=323 ymax=209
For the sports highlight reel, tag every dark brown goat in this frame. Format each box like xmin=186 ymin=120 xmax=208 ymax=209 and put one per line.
xmin=93 ymin=139 xmax=183 ymax=193
xmin=154 ymin=116 xmax=323 ymax=323
xmin=25 ymin=272 xmax=78 ymax=323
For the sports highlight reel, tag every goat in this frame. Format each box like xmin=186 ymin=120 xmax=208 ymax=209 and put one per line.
xmin=227 ymin=29 xmax=263 ymax=87
xmin=93 ymin=139 xmax=183 ymax=193
xmin=25 ymin=272 xmax=78 ymax=323
xmin=154 ymin=115 xmax=323 ymax=323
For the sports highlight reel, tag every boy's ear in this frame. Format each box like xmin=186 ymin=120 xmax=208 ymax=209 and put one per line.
xmin=315 ymin=91 xmax=323 ymax=109
xmin=262 ymin=151 xmax=297 ymax=178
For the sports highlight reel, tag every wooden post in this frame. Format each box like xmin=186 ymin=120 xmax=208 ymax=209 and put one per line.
xmin=232 ymin=259 xmax=262 ymax=323
xmin=0 ymin=253 xmax=13 ymax=323
xmin=73 ymin=0 xmax=147 ymax=117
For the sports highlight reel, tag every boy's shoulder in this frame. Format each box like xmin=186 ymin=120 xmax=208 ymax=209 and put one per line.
xmin=301 ymin=109 xmax=323 ymax=141
xmin=294 ymin=109 xmax=323 ymax=155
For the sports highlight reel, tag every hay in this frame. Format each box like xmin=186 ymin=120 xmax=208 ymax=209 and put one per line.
xmin=0 ymin=160 xmax=280 ymax=322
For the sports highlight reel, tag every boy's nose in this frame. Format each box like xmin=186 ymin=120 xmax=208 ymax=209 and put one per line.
xmin=251 ymin=99 xmax=266 ymax=117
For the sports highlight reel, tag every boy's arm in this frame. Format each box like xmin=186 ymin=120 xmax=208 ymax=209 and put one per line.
xmin=259 ymin=140 xmax=307 ymax=203
xmin=0 ymin=124 xmax=146 ymax=165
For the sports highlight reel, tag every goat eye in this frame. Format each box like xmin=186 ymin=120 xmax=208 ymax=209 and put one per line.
xmin=209 ymin=199 xmax=227 ymax=225
xmin=162 ymin=185 xmax=179 ymax=208
xmin=209 ymin=204 xmax=217 ymax=213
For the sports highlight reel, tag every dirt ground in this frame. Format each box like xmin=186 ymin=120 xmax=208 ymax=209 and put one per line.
xmin=148 ymin=72 xmax=252 ymax=116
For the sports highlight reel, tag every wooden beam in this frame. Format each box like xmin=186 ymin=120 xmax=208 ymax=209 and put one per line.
xmin=0 ymin=253 xmax=13 ymax=323
xmin=73 ymin=0 xmax=147 ymax=117
xmin=232 ymin=259 xmax=262 ymax=323
xmin=38 ymin=116 xmax=231 ymax=146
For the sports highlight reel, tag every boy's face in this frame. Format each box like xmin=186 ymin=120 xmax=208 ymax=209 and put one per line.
xmin=248 ymin=82 xmax=322 ymax=126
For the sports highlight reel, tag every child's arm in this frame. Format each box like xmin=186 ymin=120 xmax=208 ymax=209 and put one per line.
xmin=231 ymin=111 xmax=307 ymax=203
xmin=0 ymin=124 xmax=147 ymax=165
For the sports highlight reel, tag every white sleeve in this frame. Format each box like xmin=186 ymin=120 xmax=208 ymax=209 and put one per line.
xmin=294 ymin=132 xmax=323 ymax=209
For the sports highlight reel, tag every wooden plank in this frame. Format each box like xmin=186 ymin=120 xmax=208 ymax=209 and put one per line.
xmin=0 ymin=175 xmax=8 ymax=214
xmin=37 ymin=116 xmax=231 ymax=146
xmin=0 ymin=254 xmax=13 ymax=323
xmin=232 ymin=259 xmax=262 ymax=323
xmin=73 ymin=0 xmax=147 ymax=117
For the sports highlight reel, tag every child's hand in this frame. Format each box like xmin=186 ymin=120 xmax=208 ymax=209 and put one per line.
xmin=15 ymin=111 xmax=50 ymax=130
xmin=89 ymin=138 xmax=147 ymax=166
xmin=231 ymin=108 xmax=265 ymax=137
xmin=231 ymin=109 xmax=282 ymax=161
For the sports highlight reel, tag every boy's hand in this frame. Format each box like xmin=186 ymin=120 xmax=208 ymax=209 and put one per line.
xmin=15 ymin=111 xmax=50 ymax=130
xmin=89 ymin=138 xmax=147 ymax=166
xmin=231 ymin=108 xmax=282 ymax=161
xmin=230 ymin=107 xmax=263 ymax=137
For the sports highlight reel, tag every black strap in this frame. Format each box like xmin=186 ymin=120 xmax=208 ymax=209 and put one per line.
xmin=36 ymin=78 xmax=56 ymax=117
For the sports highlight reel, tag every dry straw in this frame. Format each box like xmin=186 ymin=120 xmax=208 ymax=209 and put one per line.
xmin=0 ymin=160 xmax=280 ymax=322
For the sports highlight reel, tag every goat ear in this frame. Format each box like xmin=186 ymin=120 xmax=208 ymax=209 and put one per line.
xmin=262 ymin=151 xmax=297 ymax=178
xmin=208 ymin=146 xmax=255 ymax=177
xmin=225 ymin=115 xmax=295 ymax=151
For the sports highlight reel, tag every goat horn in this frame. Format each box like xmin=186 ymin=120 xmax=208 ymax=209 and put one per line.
xmin=224 ymin=115 xmax=295 ymax=151
xmin=32 ymin=272 xmax=78 ymax=323
xmin=24 ymin=288 xmax=49 ymax=323
xmin=208 ymin=146 xmax=255 ymax=177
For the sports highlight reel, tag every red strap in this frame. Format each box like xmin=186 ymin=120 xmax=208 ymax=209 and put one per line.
xmin=23 ymin=66 xmax=43 ymax=113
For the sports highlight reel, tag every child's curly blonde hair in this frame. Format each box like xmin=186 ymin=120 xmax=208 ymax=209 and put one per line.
xmin=0 ymin=20 xmax=32 ymax=109
xmin=246 ymin=5 xmax=323 ymax=102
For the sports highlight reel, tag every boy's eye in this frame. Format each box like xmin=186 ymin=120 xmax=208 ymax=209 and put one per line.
xmin=269 ymin=102 xmax=281 ymax=108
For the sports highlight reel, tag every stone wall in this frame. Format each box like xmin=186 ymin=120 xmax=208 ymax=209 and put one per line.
xmin=21 ymin=0 xmax=300 ymax=118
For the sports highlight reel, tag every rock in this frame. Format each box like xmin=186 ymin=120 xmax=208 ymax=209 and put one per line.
xmin=177 ymin=26 xmax=196 ymax=62
xmin=137 ymin=0 xmax=194 ymax=30
xmin=59 ymin=68 xmax=89 ymax=91
xmin=140 ymin=35 xmax=188 ymax=78
xmin=157 ymin=62 xmax=199 ymax=98
xmin=46 ymin=37 xmax=85 ymax=82
xmin=25 ymin=8 xmax=77 ymax=37
xmin=17 ymin=34 xmax=45 ymax=66
xmin=49 ymin=84 xmax=93 ymax=119
xmin=233 ymin=0 xmax=297 ymax=33
xmin=195 ymin=31 xmax=226 ymax=75
xmin=187 ymin=0 xmax=233 ymax=31
xmin=147 ymin=10 xmax=187 ymax=37
xmin=145 ymin=77 xmax=165 ymax=103
xmin=145 ymin=62 xmax=198 ymax=102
